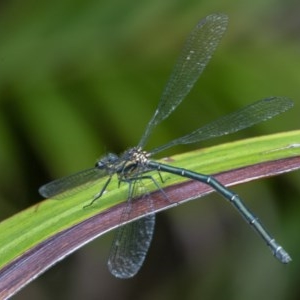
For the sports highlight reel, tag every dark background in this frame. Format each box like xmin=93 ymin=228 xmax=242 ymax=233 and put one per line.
xmin=0 ymin=0 xmax=300 ymax=299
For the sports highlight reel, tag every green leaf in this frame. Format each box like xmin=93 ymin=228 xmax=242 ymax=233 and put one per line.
xmin=1 ymin=130 xmax=300 ymax=298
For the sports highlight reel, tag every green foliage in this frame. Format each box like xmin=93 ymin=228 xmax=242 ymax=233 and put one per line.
xmin=0 ymin=131 xmax=299 ymax=299
xmin=0 ymin=0 xmax=299 ymax=299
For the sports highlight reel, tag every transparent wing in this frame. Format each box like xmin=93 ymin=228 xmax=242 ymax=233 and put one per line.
xmin=108 ymin=214 xmax=155 ymax=278
xmin=138 ymin=13 xmax=228 ymax=148
xmin=39 ymin=167 xmax=108 ymax=199
xmin=151 ymin=96 xmax=293 ymax=154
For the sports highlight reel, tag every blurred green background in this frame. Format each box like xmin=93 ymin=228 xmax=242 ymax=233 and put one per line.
xmin=0 ymin=0 xmax=300 ymax=299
